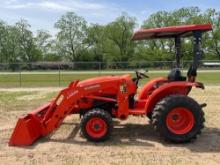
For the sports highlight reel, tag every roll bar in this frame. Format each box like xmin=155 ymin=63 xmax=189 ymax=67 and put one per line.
xmin=132 ymin=24 xmax=213 ymax=81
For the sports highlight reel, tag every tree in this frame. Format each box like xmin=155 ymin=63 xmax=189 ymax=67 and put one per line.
xmin=5 ymin=26 xmax=20 ymax=63
xmin=35 ymin=30 xmax=54 ymax=61
xmin=203 ymin=9 xmax=220 ymax=59
xmin=15 ymin=19 xmax=40 ymax=62
xmin=0 ymin=22 xmax=22 ymax=63
xmin=171 ymin=7 xmax=202 ymax=25
xmin=86 ymin=24 xmax=107 ymax=62
xmin=55 ymin=12 xmax=88 ymax=62
xmin=0 ymin=20 xmax=8 ymax=62
xmin=141 ymin=11 xmax=174 ymax=61
xmin=0 ymin=7 xmax=220 ymax=64
xmin=105 ymin=13 xmax=136 ymax=62
xmin=140 ymin=7 xmax=208 ymax=61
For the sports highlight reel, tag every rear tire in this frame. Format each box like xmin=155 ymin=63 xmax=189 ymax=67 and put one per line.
xmin=81 ymin=109 xmax=113 ymax=142
xmin=151 ymin=95 xmax=205 ymax=143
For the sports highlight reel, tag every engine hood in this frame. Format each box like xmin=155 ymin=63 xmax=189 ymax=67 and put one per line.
xmin=77 ymin=74 xmax=131 ymax=87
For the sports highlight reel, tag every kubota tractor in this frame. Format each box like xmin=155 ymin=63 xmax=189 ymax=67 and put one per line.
xmin=9 ymin=24 xmax=212 ymax=146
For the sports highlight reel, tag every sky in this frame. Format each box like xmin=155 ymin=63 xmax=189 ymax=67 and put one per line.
xmin=0 ymin=0 xmax=219 ymax=34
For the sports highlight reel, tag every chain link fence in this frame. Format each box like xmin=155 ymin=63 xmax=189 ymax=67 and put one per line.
xmin=0 ymin=61 xmax=177 ymax=71
xmin=0 ymin=61 xmax=219 ymax=87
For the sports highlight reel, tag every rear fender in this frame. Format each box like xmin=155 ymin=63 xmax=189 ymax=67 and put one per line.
xmin=138 ymin=77 xmax=167 ymax=100
xmin=144 ymin=81 xmax=204 ymax=114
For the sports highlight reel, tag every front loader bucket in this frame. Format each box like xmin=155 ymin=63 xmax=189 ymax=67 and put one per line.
xmin=9 ymin=115 xmax=42 ymax=146
xmin=9 ymin=102 xmax=52 ymax=146
xmin=9 ymin=80 xmax=80 ymax=146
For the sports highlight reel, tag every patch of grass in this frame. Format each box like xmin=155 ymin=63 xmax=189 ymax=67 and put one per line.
xmin=0 ymin=71 xmax=219 ymax=87
xmin=197 ymin=72 xmax=220 ymax=84
xmin=0 ymin=91 xmax=56 ymax=114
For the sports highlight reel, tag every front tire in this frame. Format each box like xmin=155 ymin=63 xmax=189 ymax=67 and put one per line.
xmin=151 ymin=95 xmax=205 ymax=143
xmin=81 ymin=109 xmax=113 ymax=142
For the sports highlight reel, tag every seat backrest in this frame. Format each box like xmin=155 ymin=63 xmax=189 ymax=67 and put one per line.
xmin=168 ymin=68 xmax=186 ymax=81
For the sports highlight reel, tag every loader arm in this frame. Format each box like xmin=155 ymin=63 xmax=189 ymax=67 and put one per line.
xmin=41 ymin=80 xmax=81 ymax=135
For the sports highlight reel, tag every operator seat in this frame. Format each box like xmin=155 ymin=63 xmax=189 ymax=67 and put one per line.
xmin=168 ymin=68 xmax=186 ymax=81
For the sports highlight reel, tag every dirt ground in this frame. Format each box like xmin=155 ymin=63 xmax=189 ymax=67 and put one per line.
xmin=0 ymin=86 xmax=220 ymax=165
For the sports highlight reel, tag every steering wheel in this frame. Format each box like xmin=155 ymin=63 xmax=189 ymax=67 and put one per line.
xmin=134 ymin=70 xmax=149 ymax=86
xmin=135 ymin=70 xmax=149 ymax=79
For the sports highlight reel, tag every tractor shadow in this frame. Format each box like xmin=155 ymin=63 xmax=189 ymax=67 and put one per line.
xmin=46 ymin=121 xmax=154 ymax=147
xmin=39 ymin=121 xmax=220 ymax=153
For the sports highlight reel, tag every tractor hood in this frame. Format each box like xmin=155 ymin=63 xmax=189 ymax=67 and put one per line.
xmin=77 ymin=74 xmax=131 ymax=88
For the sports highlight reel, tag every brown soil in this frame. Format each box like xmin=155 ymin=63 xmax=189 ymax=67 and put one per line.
xmin=0 ymin=87 xmax=220 ymax=165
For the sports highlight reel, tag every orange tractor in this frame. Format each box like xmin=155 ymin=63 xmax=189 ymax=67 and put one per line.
xmin=9 ymin=24 xmax=212 ymax=146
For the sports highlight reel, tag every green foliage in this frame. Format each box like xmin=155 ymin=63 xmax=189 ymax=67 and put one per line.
xmin=202 ymin=9 xmax=220 ymax=59
xmin=105 ymin=13 xmax=136 ymax=62
xmin=15 ymin=20 xmax=41 ymax=63
xmin=1 ymin=8 xmax=220 ymax=64
xmin=140 ymin=7 xmax=207 ymax=61
xmin=86 ymin=24 xmax=106 ymax=62
xmin=54 ymin=12 xmax=88 ymax=62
